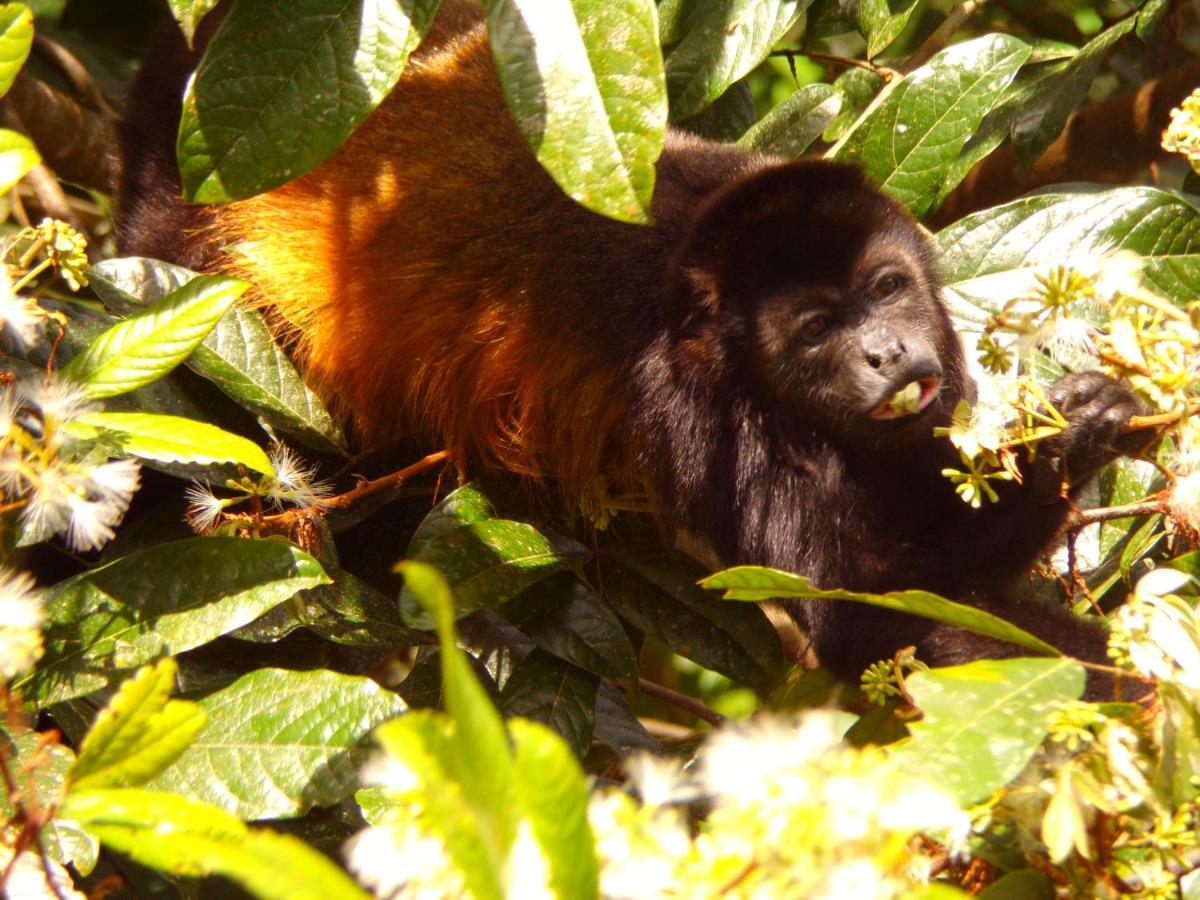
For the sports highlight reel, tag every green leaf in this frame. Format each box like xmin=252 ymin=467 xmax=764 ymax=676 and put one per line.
xmin=1011 ymin=17 xmax=1135 ymax=167
xmin=63 ymin=274 xmax=247 ymax=400
xmin=0 ymin=127 xmax=38 ymax=193
xmin=500 ymin=573 xmax=639 ymax=679
xmin=179 ymin=0 xmax=441 ymax=202
xmin=370 ymin=713 xmax=506 ymax=900
xmin=148 ymin=668 xmax=406 ymax=820
xmin=678 ymin=79 xmax=757 ymax=142
xmin=166 ymin=0 xmax=221 ymax=47
xmin=406 ymin=482 xmax=497 ymax=555
xmin=62 ymin=789 xmax=369 ymax=900
xmin=1137 ymin=0 xmax=1171 ymax=40
xmin=501 ymin=649 xmax=598 ymax=758
xmin=937 ymin=187 xmax=1200 ymax=323
xmin=822 ymin=66 xmax=884 ymax=143
xmin=856 ymin=0 xmax=923 ymax=58
xmin=0 ymin=727 xmax=97 ymax=873
xmin=65 ymin=411 xmax=273 ymax=476
xmin=509 ymin=719 xmax=598 ymax=900
xmin=1156 ymin=683 xmax=1200 ymax=807
xmin=396 ymin=562 xmax=517 ymax=876
xmin=89 ymin=259 xmax=345 ymax=454
xmin=69 ymin=659 xmax=206 ymax=791
xmin=19 ymin=538 xmax=329 ymax=704
xmin=0 ymin=4 xmax=33 ymax=98
xmin=737 ymin=82 xmax=841 ymax=157
xmin=833 ymin=34 xmax=1030 ymax=219
xmin=601 ymin=552 xmax=789 ymax=691
xmin=401 ymin=519 xmax=589 ymax=629
xmin=484 ymin=0 xmax=666 ymax=223
xmin=665 ymin=0 xmax=808 ymax=120
xmin=891 ymin=658 xmax=1086 ymax=806
xmin=704 ymin=566 xmax=1062 ymax=655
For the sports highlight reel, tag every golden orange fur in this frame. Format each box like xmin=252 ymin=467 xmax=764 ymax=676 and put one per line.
xmin=204 ymin=6 xmax=635 ymax=500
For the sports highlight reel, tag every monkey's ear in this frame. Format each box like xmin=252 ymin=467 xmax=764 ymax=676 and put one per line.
xmin=669 ymin=160 xmax=868 ymax=327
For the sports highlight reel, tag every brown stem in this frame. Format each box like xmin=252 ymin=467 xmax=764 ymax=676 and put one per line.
xmin=1096 ymin=348 xmax=1152 ymax=378
xmin=1067 ymin=497 xmax=1167 ymax=529
xmin=1125 ymin=400 xmax=1200 ymax=433
xmin=902 ymin=0 xmax=992 ymax=73
xmin=637 ymin=678 xmax=726 ymax=728
xmin=770 ymin=49 xmax=895 ymax=81
xmin=229 ymin=450 xmax=451 ymax=531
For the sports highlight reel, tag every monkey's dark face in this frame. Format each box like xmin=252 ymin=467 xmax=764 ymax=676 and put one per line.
xmin=743 ymin=232 xmax=953 ymax=440
xmin=673 ymin=161 xmax=963 ymax=444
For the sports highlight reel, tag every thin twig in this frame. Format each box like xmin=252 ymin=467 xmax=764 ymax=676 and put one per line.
xmin=1125 ymin=400 xmax=1200 ymax=433
xmin=1068 ymin=497 xmax=1167 ymax=529
xmin=228 ymin=450 xmax=451 ymax=531
xmin=769 ymin=48 xmax=896 ymax=81
xmin=637 ymin=679 xmax=726 ymax=728
xmin=902 ymin=0 xmax=993 ymax=72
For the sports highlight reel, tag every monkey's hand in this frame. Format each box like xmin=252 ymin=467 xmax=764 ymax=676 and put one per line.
xmin=1038 ymin=371 xmax=1144 ymax=486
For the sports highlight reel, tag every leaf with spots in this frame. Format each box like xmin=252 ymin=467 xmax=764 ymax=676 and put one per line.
xmin=178 ymin=0 xmax=441 ymax=202
xmin=890 ymin=657 xmax=1085 ymax=806
xmin=400 ymin=519 xmax=589 ymax=629
xmin=832 ymin=33 xmax=1030 ymax=219
xmin=147 ymin=668 xmax=406 ymax=820
xmin=483 ymin=0 xmax=667 ymax=223
xmin=18 ymin=538 xmax=329 ymax=705
xmin=664 ymin=0 xmax=808 ymax=120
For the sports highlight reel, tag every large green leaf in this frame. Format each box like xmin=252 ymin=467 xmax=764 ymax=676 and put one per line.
xmin=499 ymin=573 xmax=639 ymax=680
xmin=90 ymin=257 xmax=344 ymax=455
xmin=936 ymin=186 xmax=1200 ymax=329
xmin=65 ymin=411 xmax=273 ymax=476
xmin=63 ymin=274 xmax=246 ymax=399
xmin=510 ymin=719 xmax=598 ymax=900
xmin=401 ymin=519 xmax=589 ymax=629
xmin=891 ymin=658 xmax=1086 ymax=806
xmin=178 ymin=0 xmax=440 ymax=202
xmin=0 ymin=4 xmax=33 ymax=98
xmin=601 ymin=552 xmax=789 ymax=691
xmin=62 ymin=789 xmax=369 ymax=900
xmin=69 ymin=659 xmax=206 ymax=792
xmin=665 ymin=0 xmax=808 ymax=120
xmin=397 ymin=563 xmax=517 ymax=879
xmin=483 ymin=0 xmax=666 ymax=223
xmin=406 ymin=482 xmax=497 ymax=555
xmin=149 ymin=668 xmax=406 ymax=820
xmin=500 ymin=649 xmax=598 ymax=758
xmin=703 ymin=566 xmax=1061 ymax=655
xmin=1011 ymin=17 xmax=1135 ymax=167
xmin=0 ymin=127 xmax=37 ymax=192
xmin=19 ymin=538 xmax=329 ymax=704
xmin=737 ymin=82 xmax=841 ymax=158
xmin=833 ymin=34 xmax=1030 ymax=219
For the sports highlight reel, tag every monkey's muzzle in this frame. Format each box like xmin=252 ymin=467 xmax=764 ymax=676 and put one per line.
xmin=869 ymin=376 xmax=942 ymax=420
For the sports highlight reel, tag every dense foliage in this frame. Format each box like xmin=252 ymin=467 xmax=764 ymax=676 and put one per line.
xmin=1 ymin=0 xmax=1199 ymax=896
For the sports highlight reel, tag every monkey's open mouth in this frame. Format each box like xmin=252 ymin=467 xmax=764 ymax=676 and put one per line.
xmin=869 ymin=377 xmax=942 ymax=420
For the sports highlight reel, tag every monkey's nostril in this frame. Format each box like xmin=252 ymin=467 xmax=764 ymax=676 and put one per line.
xmin=867 ymin=353 xmax=882 ymax=369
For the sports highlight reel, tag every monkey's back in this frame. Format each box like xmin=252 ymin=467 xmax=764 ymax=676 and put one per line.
xmin=119 ymin=3 xmax=764 ymax=499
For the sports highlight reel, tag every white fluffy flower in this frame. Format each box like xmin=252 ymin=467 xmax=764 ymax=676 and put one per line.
xmin=0 ymin=568 xmax=43 ymax=681
xmin=1169 ymin=471 xmax=1200 ymax=534
xmin=1113 ymin=571 xmax=1200 ymax=690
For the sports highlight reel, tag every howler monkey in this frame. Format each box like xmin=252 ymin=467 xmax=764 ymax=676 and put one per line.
xmin=117 ymin=1 xmax=1141 ymax=692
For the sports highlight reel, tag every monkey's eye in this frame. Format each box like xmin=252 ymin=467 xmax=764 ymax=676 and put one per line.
xmin=868 ymin=273 xmax=905 ymax=303
xmin=798 ymin=315 xmax=834 ymax=343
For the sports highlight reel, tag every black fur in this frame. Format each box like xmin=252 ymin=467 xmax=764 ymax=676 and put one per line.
xmin=117 ymin=4 xmax=1143 ymax=699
